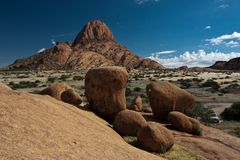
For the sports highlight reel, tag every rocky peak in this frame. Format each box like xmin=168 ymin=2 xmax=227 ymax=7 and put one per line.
xmin=72 ymin=20 xmax=115 ymax=47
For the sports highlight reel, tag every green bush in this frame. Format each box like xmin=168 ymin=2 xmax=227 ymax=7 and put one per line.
xmin=232 ymin=127 xmax=240 ymax=137
xmin=201 ymin=79 xmax=220 ymax=92
xmin=123 ymin=136 xmax=142 ymax=149
xmin=48 ymin=76 xmax=57 ymax=83
xmin=221 ymin=102 xmax=240 ymax=121
xmin=192 ymin=78 xmax=203 ymax=82
xmin=59 ymin=74 xmax=71 ymax=81
xmin=35 ymin=80 xmax=41 ymax=84
xmin=188 ymin=102 xmax=214 ymax=122
xmin=17 ymin=75 xmax=30 ymax=78
xmin=178 ymin=79 xmax=191 ymax=89
xmin=192 ymin=128 xmax=203 ymax=136
xmin=9 ymin=81 xmax=38 ymax=89
xmin=123 ymin=136 xmax=168 ymax=154
xmin=73 ymin=75 xmax=84 ymax=81
xmin=134 ymin=87 xmax=142 ymax=92
xmin=125 ymin=87 xmax=132 ymax=96
xmin=158 ymin=146 xmax=167 ymax=154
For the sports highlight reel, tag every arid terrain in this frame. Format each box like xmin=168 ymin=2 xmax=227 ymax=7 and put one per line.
xmin=1 ymin=69 xmax=240 ymax=160
xmin=1 ymin=0 xmax=240 ymax=159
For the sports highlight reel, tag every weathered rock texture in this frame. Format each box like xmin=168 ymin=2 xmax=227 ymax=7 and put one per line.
xmin=113 ymin=110 xmax=147 ymax=136
xmin=0 ymin=83 xmax=163 ymax=160
xmin=128 ymin=96 xmax=142 ymax=112
xmin=61 ymin=89 xmax=82 ymax=105
xmin=72 ymin=20 xmax=115 ymax=46
xmin=146 ymin=81 xmax=194 ymax=120
xmin=85 ymin=66 xmax=128 ymax=120
xmin=168 ymin=111 xmax=200 ymax=134
xmin=8 ymin=20 xmax=164 ymax=71
xmin=40 ymin=83 xmax=70 ymax=100
xmin=137 ymin=122 xmax=174 ymax=152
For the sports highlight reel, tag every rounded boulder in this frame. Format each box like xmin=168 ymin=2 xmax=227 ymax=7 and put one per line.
xmin=85 ymin=66 xmax=128 ymax=120
xmin=146 ymin=81 xmax=194 ymax=120
xmin=137 ymin=122 xmax=174 ymax=152
xmin=40 ymin=83 xmax=70 ymax=100
xmin=61 ymin=89 xmax=82 ymax=105
xmin=113 ymin=110 xmax=147 ymax=136
xmin=168 ymin=111 xmax=201 ymax=134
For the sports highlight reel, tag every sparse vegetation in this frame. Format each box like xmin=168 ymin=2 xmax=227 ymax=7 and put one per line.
xmin=221 ymin=102 xmax=240 ymax=121
xmin=123 ymin=136 xmax=168 ymax=154
xmin=158 ymin=144 xmax=207 ymax=160
xmin=215 ymin=121 xmax=240 ymax=138
xmin=192 ymin=128 xmax=203 ymax=136
xmin=73 ymin=75 xmax=84 ymax=80
xmin=59 ymin=74 xmax=71 ymax=81
xmin=9 ymin=81 xmax=38 ymax=89
xmin=123 ymin=136 xmax=142 ymax=149
xmin=48 ymin=76 xmax=57 ymax=83
xmin=125 ymin=87 xmax=132 ymax=96
xmin=133 ymin=87 xmax=142 ymax=92
xmin=188 ymin=102 xmax=214 ymax=122
xmin=178 ymin=79 xmax=192 ymax=89
xmin=201 ymin=79 xmax=220 ymax=93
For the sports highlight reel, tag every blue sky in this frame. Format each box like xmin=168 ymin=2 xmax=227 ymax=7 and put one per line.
xmin=1 ymin=0 xmax=240 ymax=67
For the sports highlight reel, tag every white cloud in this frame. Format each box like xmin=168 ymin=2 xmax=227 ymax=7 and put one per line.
xmin=151 ymin=50 xmax=176 ymax=56
xmin=226 ymin=41 xmax=240 ymax=48
xmin=219 ymin=4 xmax=229 ymax=8
xmin=148 ymin=50 xmax=240 ymax=68
xmin=207 ymin=32 xmax=240 ymax=47
xmin=37 ymin=48 xmax=46 ymax=53
xmin=51 ymin=39 xmax=56 ymax=45
xmin=205 ymin=26 xmax=211 ymax=29
xmin=135 ymin=0 xmax=160 ymax=5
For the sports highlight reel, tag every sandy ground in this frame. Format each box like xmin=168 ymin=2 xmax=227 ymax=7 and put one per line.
xmin=205 ymin=103 xmax=232 ymax=115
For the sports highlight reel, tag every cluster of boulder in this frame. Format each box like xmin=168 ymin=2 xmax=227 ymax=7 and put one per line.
xmin=83 ymin=66 xmax=201 ymax=152
xmin=38 ymin=66 xmax=201 ymax=153
xmin=113 ymin=110 xmax=174 ymax=152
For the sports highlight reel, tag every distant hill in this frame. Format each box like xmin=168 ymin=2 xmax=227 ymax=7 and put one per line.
xmin=8 ymin=20 xmax=164 ymax=71
xmin=209 ymin=57 xmax=240 ymax=71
